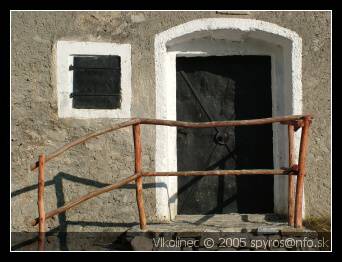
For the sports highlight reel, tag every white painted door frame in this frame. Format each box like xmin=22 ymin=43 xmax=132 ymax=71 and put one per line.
xmin=154 ymin=18 xmax=302 ymax=222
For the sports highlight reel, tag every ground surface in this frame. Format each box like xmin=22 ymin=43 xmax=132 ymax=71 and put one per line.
xmin=12 ymin=214 xmax=322 ymax=251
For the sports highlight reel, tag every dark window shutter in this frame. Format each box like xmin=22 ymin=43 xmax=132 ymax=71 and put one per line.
xmin=71 ymin=55 xmax=121 ymax=109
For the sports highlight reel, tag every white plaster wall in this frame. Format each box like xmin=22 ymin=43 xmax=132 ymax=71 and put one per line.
xmin=56 ymin=41 xmax=131 ymax=119
xmin=155 ymin=18 xmax=302 ymax=222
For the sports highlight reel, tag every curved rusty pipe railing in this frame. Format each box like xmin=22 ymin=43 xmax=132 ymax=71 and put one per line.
xmin=31 ymin=114 xmax=312 ymax=250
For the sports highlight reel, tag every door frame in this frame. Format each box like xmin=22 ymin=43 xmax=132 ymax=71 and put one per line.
xmin=154 ymin=18 xmax=303 ymax=222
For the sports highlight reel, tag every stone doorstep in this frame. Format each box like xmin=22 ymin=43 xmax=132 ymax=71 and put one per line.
xmin=128 ymin=226 xmax=289 ymax=233
xmin=128 ymin=214 xmax=309 ymax=234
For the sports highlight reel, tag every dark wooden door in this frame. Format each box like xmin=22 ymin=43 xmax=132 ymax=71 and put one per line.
xmin=176 ymin=56 xmax=274 ymax=214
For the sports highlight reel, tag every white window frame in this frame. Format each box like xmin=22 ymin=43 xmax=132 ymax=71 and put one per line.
xmin=56 ymin=41 xmax=131 ymax=118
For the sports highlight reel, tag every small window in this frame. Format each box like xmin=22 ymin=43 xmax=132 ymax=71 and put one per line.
xmin=70 ymin=55 xmax=122 ymax=109
xmin=56 ymin=41 xmax=131 ymax=118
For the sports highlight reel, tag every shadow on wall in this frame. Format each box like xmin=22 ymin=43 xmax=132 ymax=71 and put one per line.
xmin=11 ymin=172 xmax=167 ymax=250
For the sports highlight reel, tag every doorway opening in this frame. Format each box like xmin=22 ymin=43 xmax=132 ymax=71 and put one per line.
xmin=176 ymin=56 xmax=273 ymax=214
xmin=155 ymin=18 xmax=302 ymax=221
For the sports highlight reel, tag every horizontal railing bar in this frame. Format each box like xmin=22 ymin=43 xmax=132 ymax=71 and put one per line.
xmin=31 ymin=115 xmax=311 ymax=171
xmin=140 ymin=115 xmax=309 ymax=128
xmin=143 ymin=168 xmax=295 ymax=176
xmin=31 ymin=167 xmax=297 ymax=226
xmin=31 ymin=173 xmax=140 ymax=226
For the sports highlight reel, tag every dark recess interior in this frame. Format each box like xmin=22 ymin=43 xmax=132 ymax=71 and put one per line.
xmin=176 ymin=56 xmax=274 ymax=215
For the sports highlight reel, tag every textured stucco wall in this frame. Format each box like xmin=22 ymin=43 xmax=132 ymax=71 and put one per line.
xmin=11 ymin=11 xmax=331 ymax=232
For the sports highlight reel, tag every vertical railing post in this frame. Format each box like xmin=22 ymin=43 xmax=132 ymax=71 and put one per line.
xmin=294 ymin=117 xmax=311 ymax=228
xmin=288 ymin=124 xmax=296 ymax=226
xmin=133 ymin=124 xmax=147 ymax=230
xmin=38 ymin=154 xmax=46 ymax=251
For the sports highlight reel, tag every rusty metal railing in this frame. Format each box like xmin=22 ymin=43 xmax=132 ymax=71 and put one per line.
xmin=30 ymin=115 xmax=312 ymax=250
